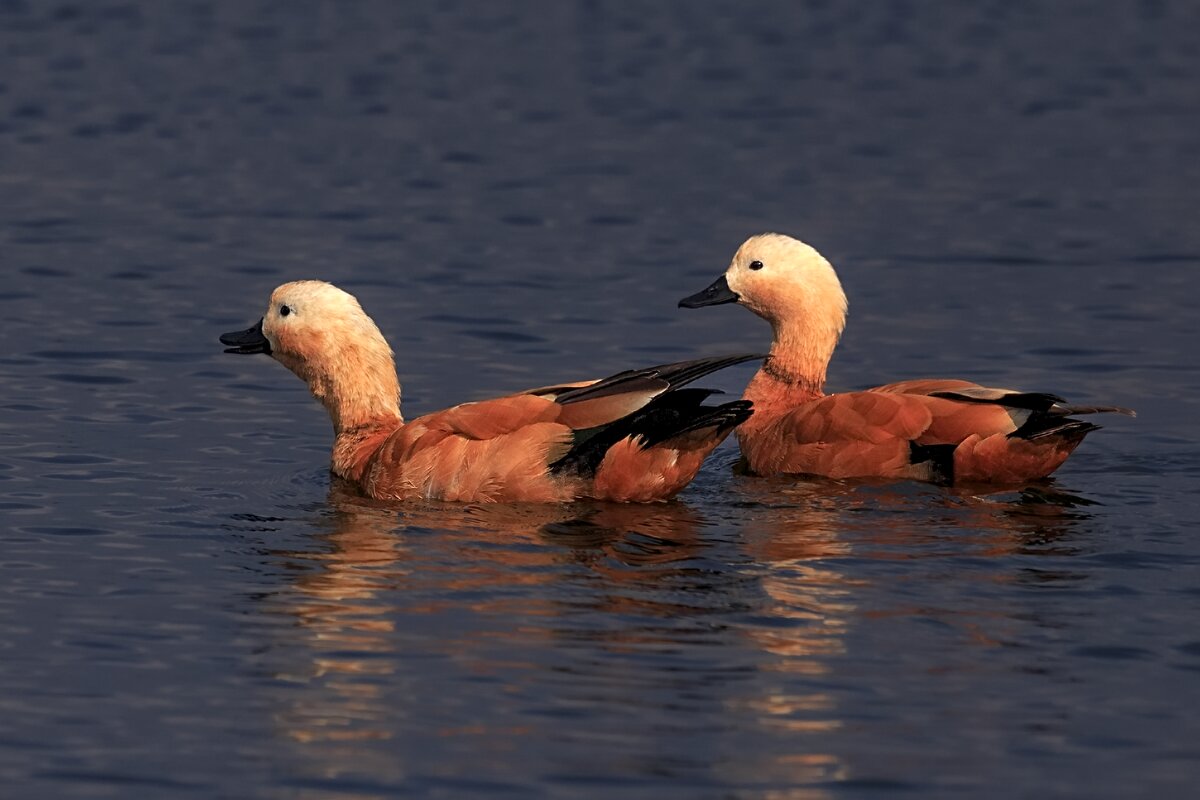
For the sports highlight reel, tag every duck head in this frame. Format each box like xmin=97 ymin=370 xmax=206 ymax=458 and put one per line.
xmin=680 ymin=233 xmax=847 ymax=331
xmin=680 ymin=234 xmax=848 ymax=387
xmin=220 ymin=280 xmax=402 ymax=430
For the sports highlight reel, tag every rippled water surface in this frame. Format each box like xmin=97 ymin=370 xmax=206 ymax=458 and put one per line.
xmin=2 ymin=2 xmax=1199 ymax=798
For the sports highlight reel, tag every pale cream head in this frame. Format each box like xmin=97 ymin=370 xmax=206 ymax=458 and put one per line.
xmin=261 ymin=280 xmax=387 ymax=359
xmin=677 ymin=232 xmax=850 ymax=391
xmin=724 ymin=233 xmax=848 ymax=336
xmin=261 ymin=280 xmax=402 ymax=430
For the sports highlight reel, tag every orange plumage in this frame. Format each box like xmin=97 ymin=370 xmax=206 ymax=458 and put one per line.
xmin=681 ymin=234 xmax=1133 ymax=485
xmin=221 ymin=280 xmax=759 ymax=502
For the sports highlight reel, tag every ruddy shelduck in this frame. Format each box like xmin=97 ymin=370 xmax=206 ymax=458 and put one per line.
xmin=221 ymin=280 xmax=760 ymax=502
xmin=679 ymin=233 xmax=1134 ymax=484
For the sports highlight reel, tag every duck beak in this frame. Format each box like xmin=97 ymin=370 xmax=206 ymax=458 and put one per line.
xmin=678 ymin=275 xmax=739 ymax=308
xmin=220 ymin=318 xmax=272 ymax=355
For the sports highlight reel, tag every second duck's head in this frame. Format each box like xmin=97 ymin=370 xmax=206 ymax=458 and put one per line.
xmin=679 ymin=233 xmax=848 ymax=338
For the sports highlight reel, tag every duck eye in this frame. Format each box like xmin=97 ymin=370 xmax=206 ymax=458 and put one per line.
xmin=279 ymin=305 xmax=292 ymax=317
xmin=749 ymin=260 xmax=764 ymax=271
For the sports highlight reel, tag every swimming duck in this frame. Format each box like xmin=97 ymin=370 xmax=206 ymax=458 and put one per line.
xmin=221 ymin=280 xmax=759 ymax=502
xmin=679 ymin=233 xmax=1133 ymax=484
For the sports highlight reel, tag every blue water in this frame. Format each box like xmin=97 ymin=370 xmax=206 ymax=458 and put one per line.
xmin=2 ymin=2 xmax=1198 ymax=797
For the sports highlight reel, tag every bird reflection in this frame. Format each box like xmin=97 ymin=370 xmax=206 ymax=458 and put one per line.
xmin=252 ymin=473 xmax=1094 ymax=792
xmin=260 ymin=480 xmax=717 ymax=748
xmin=731 ymin=473 xmax=1095 ymax=646
xmin=712 ymin=474 xmax=1094 ymax=787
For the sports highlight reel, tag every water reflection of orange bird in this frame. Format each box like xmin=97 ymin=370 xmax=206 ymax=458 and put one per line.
xmin=710 ymin=474 xmax=857 ymax=789
xmin=268 ymin=481 xmax=839 ymax=780
xmin=262 ymin=480 xmax=713 ymax=749
xmin=732 ymin=475 xmax=1092 ymax=645
xmin=259 ymin=476 xmax=1092 ymax=790
xmin=714 ymin=476 xmax=1093 ymax=788
xmin=733 ymin=474 xmax=1093 ymax=559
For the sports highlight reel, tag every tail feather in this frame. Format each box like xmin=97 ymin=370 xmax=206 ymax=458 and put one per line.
xmin=1015 ymin=417 xmax=1102 ymax=441
xmin=1025 ymin=420 xmax=1101 ymax=442
xmin=930 ymin=389 xmax=1065 ymax=410
xmin=931 ymin=389 xmax=1135 ymax=419
xmin=929 ymin=386 xmax=1134 ymax=446
xmin=638 ymin=399 xmax=753 ymax=448
xmin=554 ymin=353 xmax=763 ymax=405
xmin=549 ymin=390 xmax=753 ymax=477
xmin=547 ymin=354 xmax=762 ymax=477
xmin=1049 ymin=403 xmax=1136 ymax=418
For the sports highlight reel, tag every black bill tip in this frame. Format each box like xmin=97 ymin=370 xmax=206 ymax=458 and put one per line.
xmin=678 ymin=274 xmax=739 ymax=309
xmin=220 ymin=318 xmax=272 ymax=355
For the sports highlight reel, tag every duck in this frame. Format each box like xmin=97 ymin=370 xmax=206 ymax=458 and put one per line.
xmin=679 ymin=233 xmax=1134 ymax=484
xmin=220 ymin=280 xmax=760 ymax=502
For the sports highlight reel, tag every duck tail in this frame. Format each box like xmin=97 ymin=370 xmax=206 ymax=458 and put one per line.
xmin=549 ymin=390 xmax=753 ymax=477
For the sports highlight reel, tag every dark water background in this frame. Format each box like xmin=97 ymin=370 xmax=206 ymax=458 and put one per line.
xmin=2 ymin=2 xmax=1198 ymax=797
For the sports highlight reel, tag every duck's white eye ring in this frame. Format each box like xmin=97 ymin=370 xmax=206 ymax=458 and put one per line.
xmin=749 ymin=260 xmax=764 ymax=271
xmin=280 ymin=305 xmax=292 ymax=317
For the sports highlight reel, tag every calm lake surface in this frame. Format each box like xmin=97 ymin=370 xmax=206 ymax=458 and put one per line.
xmin=2 ymin=2 xmax=1198 ymax=797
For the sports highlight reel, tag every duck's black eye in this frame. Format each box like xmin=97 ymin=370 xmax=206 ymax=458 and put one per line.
xmin=279 ymin=305 xmax=292 ymax=317
xmin=749 ymin=260 xmax=764 ymax=271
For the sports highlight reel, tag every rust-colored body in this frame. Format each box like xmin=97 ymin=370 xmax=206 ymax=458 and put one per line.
xmin=681 ymin=234 xmax=1132 ymax=485
xmin=222 ymin=281 xmax=756 ymax=503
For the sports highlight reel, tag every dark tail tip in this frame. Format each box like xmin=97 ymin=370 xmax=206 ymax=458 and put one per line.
xmin=711 ymin=399 xmax=754 ymax=434
xmin=639 ymin=399 xmax=753 ymax=448
xmin=1021 ymin=419 xmax=1102 ymax=442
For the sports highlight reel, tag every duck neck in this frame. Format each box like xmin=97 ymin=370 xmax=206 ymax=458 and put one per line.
xmin=318 ymin=355 xmax=403 ymax=481
xmin=319 ymin=371 xmax=404 ymax=436
xmin=743 ymin=319 xmax=838 ymax=420
xmin=280 ymin=343 xmax=404 ymax=436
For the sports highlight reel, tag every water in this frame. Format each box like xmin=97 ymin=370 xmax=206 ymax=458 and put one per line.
xmin=2 ymin=2 xmax=1198 ymax=797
